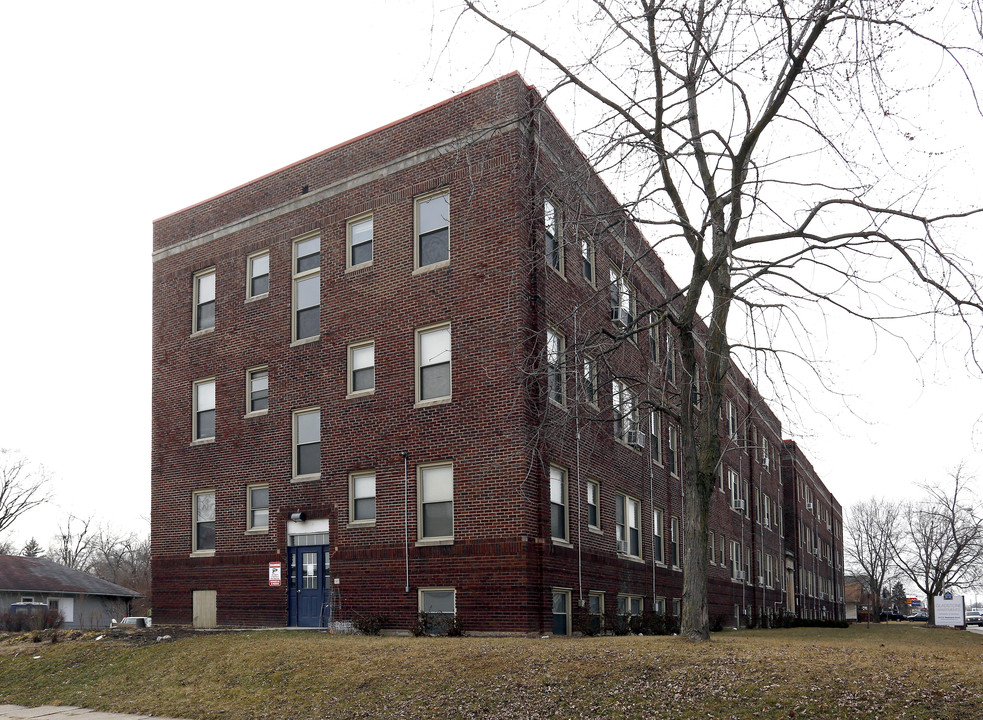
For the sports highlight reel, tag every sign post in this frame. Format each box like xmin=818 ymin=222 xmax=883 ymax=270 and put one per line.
xmin=934 ymin=592 xmax=965 ymax=627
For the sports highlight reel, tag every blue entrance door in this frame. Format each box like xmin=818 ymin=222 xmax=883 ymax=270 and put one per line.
xmin=288 ymin=545 xmax=329 ymax=627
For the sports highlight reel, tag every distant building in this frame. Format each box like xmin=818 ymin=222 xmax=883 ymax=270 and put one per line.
xmin=151 ymin=73 xmax=844 ymax=632
xmin=0 ymin=555 xmax=141 ymax=628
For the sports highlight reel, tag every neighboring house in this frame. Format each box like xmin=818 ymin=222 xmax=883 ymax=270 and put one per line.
xmin=781 ymin=442 xmax=847 ymax=621
xmin=151 ymin=72 xmax=845 ymax=632
xmin=0 ymin=555 xmax=142 ymax=628
xmin=844 ymin=576 xmax=866 ymax=621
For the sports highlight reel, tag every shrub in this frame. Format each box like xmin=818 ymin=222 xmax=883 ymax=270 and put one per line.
xmin=351 ymin=614 xmax=388 ymax=636
xmin=411 ymin=612 xmax=463 ymax=636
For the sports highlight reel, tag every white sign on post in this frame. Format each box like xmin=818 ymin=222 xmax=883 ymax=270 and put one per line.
xmin=269 ymin=562 xmax=282 ymax=587
xmin=933 ymin=592 xmax=965 ymax=626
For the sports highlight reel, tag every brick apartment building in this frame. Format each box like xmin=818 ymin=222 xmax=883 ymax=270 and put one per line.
xmin=151 ymin=73 xmax=844 ymax=632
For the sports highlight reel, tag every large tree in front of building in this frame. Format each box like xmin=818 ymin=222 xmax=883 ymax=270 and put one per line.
xmin=458 ymin=1 xmax=983 ymax=639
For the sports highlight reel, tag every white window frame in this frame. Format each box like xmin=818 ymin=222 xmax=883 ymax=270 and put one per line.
xmin=550 ymin=465 xmax=569 ymax=543
xmin=418 ymin=587 xmax=456 ymax=631
xmin=192 ymin=377 xmax=216 ymax=443
xmin=670 ymin=515 xmax=681 ymax=568
xmin=246 ymin=249 xmax=270 ymax=301
xmin=612 ymin=380 xmax=642 ymax=447
xmin=246 ymin=483 xmax=269 ymax=533
xmin=292 ymin=407 xmax=321 ymax=481
xmin=551 ymin=587 xmax=572 ymax=636
xmin=291 ymin=232 xmax=321 ymax=344
xmin=709 ymin=530 xmax=715 ymax=565
xmin=583 ymin=355 xmax=598 ymax=406
xmin=418 ymin=462 xmax=454 ymax=543
xmin=414 ymin=190 xmax=450 ymax=271
xmin=347 ymin=340 xmax=376 ymax=397
xmin=544 ymin=198 xmax=563 ymax=274
xmin=667 ymin=424 xmax=679 ymax=477
xmin=727 ymin=399 xmax=740 ymax=441
xmin=653 ymin=507 xmax=665 ymax=564
xmin=346 ymin=212 xmax=374 ymax=270
xmin=192 ymin=267 xmax=216 ymax=334
xmin=415 ymin=323 xmax=452 ymax=406
xmin=349 ymin=471 xmax=377 ymax=526
xmin=588 ymin=591 xmax=605 ymax=632
xmin=586 ymin=479 xmax=600 ymax=531
xmin=617 ymin=594 xmax=643 ymax=617
xmin=615 ymin=493 xmax=641 ymax=559
xmin=245 ymin=366 xmax=269 ymax=417
xmin=581 ymin=234 xmax=595 ymax=284
xmin=546 ymin=327 xmax=566 ymax=406
xmin=192 ymin=489 xmax=216 ymax=555
xmin=665 ymin=332 xmax=676 ymax=385
xmin=650 ymin=411 xmax=662 ymax=465
xmin=609 ymin=269 xmax=635 ymax=327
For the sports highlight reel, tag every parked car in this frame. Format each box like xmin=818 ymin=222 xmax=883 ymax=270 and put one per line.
xmin=905 ymin=611 xmax=929 ymax=621
xmin=965 ymin=611 xmax=983 ymax=626
xmin=112 ymin=616 xmax=152 ymax=628
xmin=879 ymin=610 xmax=906 ymax=622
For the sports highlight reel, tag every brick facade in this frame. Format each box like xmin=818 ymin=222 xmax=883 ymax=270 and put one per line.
xmin=151 ymin=73 xmax=844 ymax=633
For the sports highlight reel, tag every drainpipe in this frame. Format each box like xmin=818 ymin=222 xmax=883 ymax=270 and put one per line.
xmin=402 ymin=450 xmax=409 ymax=593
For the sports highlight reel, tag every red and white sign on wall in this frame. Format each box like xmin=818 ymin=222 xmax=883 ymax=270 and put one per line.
xmin=268 ymin=562 xmax=282 ymax=587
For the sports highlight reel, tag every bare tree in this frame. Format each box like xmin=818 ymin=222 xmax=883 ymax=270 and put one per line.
xmin=49 ymin=514 xmax=95 ymax=571
xmin=894 ymin=467 xmax=983 ymax=623
xmin=844 ymin=498 xmax=900 ymax=619
xmin=0 ymin=449 xmax=51 ymax=536
xmin=89 ymin=527 xmax=152 ymax=614
xmin=457 ymin=1 xmax=983 ymax=639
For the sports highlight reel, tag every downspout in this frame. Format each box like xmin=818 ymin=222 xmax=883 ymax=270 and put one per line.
xmin=574 ymin=307 xmax=583 ymax=607
xmin=402 ymin=450 xmax=409 ymax=593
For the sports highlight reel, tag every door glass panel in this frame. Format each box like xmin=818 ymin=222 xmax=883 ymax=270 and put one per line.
xmin=302 ymin=552 xmax=318 ymax=590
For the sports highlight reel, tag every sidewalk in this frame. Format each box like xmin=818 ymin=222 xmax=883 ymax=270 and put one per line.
xmin=0 ymin=706 xmax=192 ymax=720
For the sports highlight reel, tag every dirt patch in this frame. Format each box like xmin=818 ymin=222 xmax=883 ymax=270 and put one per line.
xmin=0 ymin=624 xmax=196 ymax=653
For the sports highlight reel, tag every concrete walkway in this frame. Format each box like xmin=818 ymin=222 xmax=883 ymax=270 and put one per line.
xmin=0 ymin=706 xmax=191 ymax=720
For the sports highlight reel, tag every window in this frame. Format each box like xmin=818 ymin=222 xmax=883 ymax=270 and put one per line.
xmin=292 ymin=234 xmax=320 ymax=342
xmin=667 ymin=424 xmax=679 ymax=476
xmin=727 ymin=400 xmax=740 ymax=441
xmin=544 ymin=199 xmax=562 ymax=273
xmin=709 ymin=530 xmax=715 ymax=564
xmin=193 ymin=268 xmax=216 ymax=333
xmin=583 ymin=356 xmax=597 ymax=405
xmin=609 ymin=269 xmax=635 ymax=327
xmin=755 ymin=488 xmax=761 ymax=524
xmin=419 ymin=463 xmax=453 ymax=541
xmin=193 ymin=378 xmax=216 ymax=441
xmin=348 ymin=341 xmax=375 ymax=395
xmin=665 ymin=333 xmax=676 ymax=384
xmin=650 ymin=412 xmax=662 ymax=464
xmin=350 ymin=471 xmax=376 ymax=524
xmin=347 ymin=214 xmax=373 ymax=269
xmin=616 ymin=493 xmax=640 ymax=557
xmin=546 ymin=328 xmax=565 ymax=405
xmin=653 ymin=508 xmax=664 ymax=564
xmin=766 ymin=554 xmax=774 ymax=587
xmin=581 ymin=235 xmax=594 ymax=283
xmin=550 ymin=466 xmax=568 ymax=542
xmin=247 ymin=250 xmax=269 ymax=299
xmin=728 ymin=468 xmax=742 ymax=510
xmin=612 ymin=380 xmax=641 ymax=446
xmin=670 ymin=516 xmax=680 ymax=567
xmin=731 ymin=540 xmax=742 ymax=580
xmin=649 ymin=323 xmax=659 ymax=362
xmin=587 ymin=480 xmax=600 ymax=530
xmin=247 ymin=484 xmax=269 ymax=532
xmin=415 ymin=191 xmax=449 ymax=269
xmin=293 ymin=408 xmax=320 ymax=479
xmin=246 ymin=367 xmax=268 ymax=415
xmin=744 ymin=480 xmax=751 ymax=517
xmin=690 ymin=366 xmax=701 ymax=408
xmin=193 ymin=490 xmax=215 ymax=553
xmin=617 ymin=594 xmax=643 ymax=617
xmin=653 ymin=597 xmax=666 ymax=614
xmin=552 ymin=588 xmax=571 ymax=636
xmin=416 ymin=324 xmax=451 ymax=403
xmin=419 ymin=588 xmax=455 ymax=633
xmin=588 ymin=592 xmax=604 ymax=633
xmin=719 ymin=534 xmax=725 ymax=565
xmin=672 ymin=598 xmax=681 ymax=618
xmin=764 ymin=494 xmax=771 ymax=527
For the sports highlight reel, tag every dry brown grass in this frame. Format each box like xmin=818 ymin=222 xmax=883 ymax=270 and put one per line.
xmin=0 ymin=623 xmax=980 ymax=719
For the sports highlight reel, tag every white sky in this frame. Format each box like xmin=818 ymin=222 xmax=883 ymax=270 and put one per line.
xmin=0 ymin=1 xmax=980 ymax=552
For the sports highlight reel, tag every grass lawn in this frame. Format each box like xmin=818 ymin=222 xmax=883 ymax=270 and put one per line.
xmin=0 ymin=623 xmax=980 ymax=719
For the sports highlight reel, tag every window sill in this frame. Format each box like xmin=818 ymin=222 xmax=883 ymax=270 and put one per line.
xmin=291 ymin=473 xmax=321 ymax=484
xmin=190 ymin=327 xmax=214 ymax=339
xmin=347 ymin=520 xmax=376 ymax=529
xmin=190 ymin=437 xmax=215 ymax=447
xmin=547 ymin=263 xmax=566 ymax=279
xmin=414 ymin=397 xmax=451 ymax=409
xmin=244 ymin=528 xmax=268 ymax=536
xmin=346 ymin=261 xmax=374 ymax=274
xmin=190 ymin=550 xmax=215 ymax=558
xmin=415 ymin=538 xmax=453 ymax=547
xmin=588 ymin=526 xmax=602 ymax=535
xmin=548 ymin=399 xmax=568 ymax=411
xmin=617 ymin=553 xmax=645 ymax=564
xmin=347 ymin=389 xmax=375 ymax=400
xmin=413 ymin=259 xmax=450 ymax=275
xmin=245 ymin=293 xmax=269 ymax=304
xmin=291 ymin=335 xmax=320 ymax=348
xmin=552 ymin=538 xmax=573 ymax=548
xmin=244 ymin=409 xmax=268 ymax=419
xmin=671 ymin=565 xmax=682 ymax=572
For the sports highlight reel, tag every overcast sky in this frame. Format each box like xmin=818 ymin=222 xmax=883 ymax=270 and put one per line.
xmin=0 ymin=1 xmax=980 ymax=552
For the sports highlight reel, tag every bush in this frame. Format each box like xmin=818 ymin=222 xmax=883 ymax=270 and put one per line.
xmin=0 ymin=609 xmax=63 ymax=632
xmin=351 ymin=614 xmax=388 ymax=636
xmin=710 ymin=614 xmax=728 ymax=632
xmin=411 ymin=612 xmax=464 ymax=636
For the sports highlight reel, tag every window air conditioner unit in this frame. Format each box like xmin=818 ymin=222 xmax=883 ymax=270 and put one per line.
xmin=756 ymin=576 xmax=765 ymax=585
xmin=762 ymin=455 xmax=770 ymax=469
xmin=736 ymin=571 xmax=746 ymax=581
xmin=626 ymin=430 xmax=644 ymax=448
xmin=611 ymin=306 xmax=629 ymax=326
xmin=805 ymin=502 xmax=814 ymax=511
xmin=733 ymin=499 xmax=745 ymax=511
xmin=827 ymin=523 xmax=832 ymax=531
xmin=616 ymin=540 xmax=629 ymax=554
xmin=814 ymin=547 xmax=821 ymax=555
